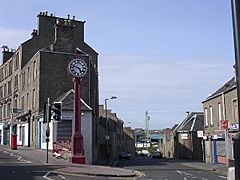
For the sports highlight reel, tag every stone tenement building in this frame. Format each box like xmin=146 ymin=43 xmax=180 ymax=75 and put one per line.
xmin=0 ymin=12 xmax=99 ymax=162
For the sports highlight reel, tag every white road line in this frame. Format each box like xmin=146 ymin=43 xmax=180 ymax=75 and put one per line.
xmin=58 ymin=174 xmax=68 ymax=180
xmin=43 ymin=171 xmax=54 ymax=180
xmin=0 ymin=161 xmax=32 ymax=164
xmin=219 ymin=176 xmax=227 ymax=179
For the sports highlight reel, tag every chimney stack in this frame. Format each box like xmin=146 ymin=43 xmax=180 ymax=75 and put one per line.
xmin=1 ymin=45 xmax=14 ymax=64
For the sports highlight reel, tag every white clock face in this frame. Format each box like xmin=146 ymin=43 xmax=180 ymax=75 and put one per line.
xmin=68 ymin=59 xmax=88 ymax=78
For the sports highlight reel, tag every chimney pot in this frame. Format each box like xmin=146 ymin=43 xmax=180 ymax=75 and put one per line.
xmin=73 ymin=16 xmax=75 ymax=20
xmin=45 ymin=11 xmax=48 ymax=16
xmin=67 ymin=14 xmax=70 ymax=19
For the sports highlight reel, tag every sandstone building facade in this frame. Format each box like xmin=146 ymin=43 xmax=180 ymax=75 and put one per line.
xmin=0 ymin=12 xmax=99 ymax=163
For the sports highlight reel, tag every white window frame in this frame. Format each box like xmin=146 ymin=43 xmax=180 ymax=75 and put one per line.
xmin=218 ymin=102 xmax=222 ymax=123
xmin=210 ymin=106 xmax=213 ymax=126
xmin=204 ymin=107 xmax=208 ymax=126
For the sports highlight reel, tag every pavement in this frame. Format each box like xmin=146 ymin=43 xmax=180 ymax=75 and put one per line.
xmin=0 ymin=145 xmax=136 ymax=178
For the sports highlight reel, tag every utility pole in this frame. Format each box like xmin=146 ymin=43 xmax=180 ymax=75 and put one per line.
xmin=231 ymin=1 xmax=240 ymax=179
xmin=145 ymin=111 xmax=150 ymax=142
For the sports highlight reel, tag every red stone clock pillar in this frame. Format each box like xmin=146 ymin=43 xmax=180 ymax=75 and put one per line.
xmin=69 ymin=77 xmax=85 ymax=164
xmin=68 ymin=57 xmax=88 ymax=164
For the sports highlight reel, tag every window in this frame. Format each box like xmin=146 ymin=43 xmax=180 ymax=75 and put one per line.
xmin=5 ymin=64 xmax=8 ymax=77
xmin=21 ymin=96 xmax=24 ymax=112
xmin=210 ymin=106 xmax=213 ymax=126
xmin=233 ymin=99 xmax=238 ymax=123
xmin=4 ymin=84 xmax=7 ymax=97
xmin=0 ymin=86 xmax=3 ymax=99
xmin=26 ymin=93 xmax=29 ymax=110
xmin=15 ymin=52 xmax=19 ymax=70
xmin=0 ymin=68 xmax=3 ymax=82
xmin=14 ymin=75 xmax=18 ymax=90
xmin=33 ymin=61 xmax=36 ymax=80
xmin=32 ymin=89 xmax=35 ymax=109
xmin=9 ymin=60 xmax=12 ymax=75
xmin=13 ymin=98 xmax=17 ymax=109
xmin=204 ymin=107 xmax=208 ymax=126
xmin=218 ymin=102 xmax=222 ymax=123
xmin=3 ymin=105 xmax=5 ymax=119
xmin=27 ymin=67 xmax=30 ymax=85
xmin=22 ymin=72 xmax=25 ymax=89
xmin=7 ymin=103 xmax=10 ymax=118
xmin=8 ymin=80 xmax=11 ymax=95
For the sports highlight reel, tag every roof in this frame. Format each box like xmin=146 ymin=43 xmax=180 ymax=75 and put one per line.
xmin=175 ymin=112 xmax=204 ymax=133
xmin=203 ymin=77 xmax=236 ymax=103
xmin=54 ymin=89 xmax=92 ymax=111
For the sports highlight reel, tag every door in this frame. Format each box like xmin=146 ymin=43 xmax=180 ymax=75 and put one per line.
xmin=22 ymin=126 xmax=25 ymax=146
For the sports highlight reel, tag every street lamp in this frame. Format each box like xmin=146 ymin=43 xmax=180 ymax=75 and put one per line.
xmin=105 ymin=96 xmax=117 ymax=164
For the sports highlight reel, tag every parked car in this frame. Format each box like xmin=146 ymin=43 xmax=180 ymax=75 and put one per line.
xmin=119 ymin=151 xmax=129 ymax=160
xmin=152 ymin=152 xmax=163 ymax=159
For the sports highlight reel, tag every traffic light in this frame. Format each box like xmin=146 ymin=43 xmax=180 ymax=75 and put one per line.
xmin=43 ymin=103 xmax=51 ymax=123
xmin=52 ymin=102 xmax=62 ymax=122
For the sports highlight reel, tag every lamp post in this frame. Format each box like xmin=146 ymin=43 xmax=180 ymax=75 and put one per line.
xmin=231 ymin=1 xmax=240 ymax=179
xmin=105 ymin=96 xmax=117 ymax=164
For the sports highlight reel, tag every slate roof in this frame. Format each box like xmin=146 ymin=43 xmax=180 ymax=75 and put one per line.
xmin=54 ymin=89 xmax=92 ymax=111
xmin=203 ymin=77 xmax=236 ymax=103
xmin=175 ymin=112 xmax=204 ymax=133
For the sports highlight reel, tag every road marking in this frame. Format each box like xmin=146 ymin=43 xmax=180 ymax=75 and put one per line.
xmin=133 ymin=170 xmax=145 ymax=177
xmin=0 ymin=161 xmax=32 ymax=164
xmin=58 ymin=174 xmax=68 ymax=180
xmin=1 ymin=150 xmax=32 ymax=163
xmin=53 ymin=171 xmax=96 ymax=178
xmin=43 ymin=171 xmax=54 ymax=180
xmin=176 ymin=170 xmax=198 ymax=179
xmin=218 ymin=176 xmax=227 ymax=179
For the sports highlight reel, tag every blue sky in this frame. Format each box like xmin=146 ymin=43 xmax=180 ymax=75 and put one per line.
xmin=0 ymin=0 xmax=235 ymax=129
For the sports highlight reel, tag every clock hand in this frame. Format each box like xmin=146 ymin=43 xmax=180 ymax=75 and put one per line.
xmin=73 ymin=64 xmax=82 ymax=73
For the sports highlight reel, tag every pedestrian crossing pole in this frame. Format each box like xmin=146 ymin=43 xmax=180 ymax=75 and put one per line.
xmin=46 ymin=98 xmax=50 ymax=164
xmin=231 ymin=1 xmax=240 ymax=179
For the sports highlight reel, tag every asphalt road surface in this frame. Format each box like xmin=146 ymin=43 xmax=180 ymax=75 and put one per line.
xmin=0 ymin=149 xmax=227 ymax=180
xmin=117 ymin=156 xmax=227 ymax=180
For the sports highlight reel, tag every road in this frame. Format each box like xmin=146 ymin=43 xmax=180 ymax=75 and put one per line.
xmin=0 ymin=149 xmax=228 ymax=180
xmin=0 ymin=149 xmax=132 ymax=180
xmin=117 ymin=156 xmax=227 ymax=180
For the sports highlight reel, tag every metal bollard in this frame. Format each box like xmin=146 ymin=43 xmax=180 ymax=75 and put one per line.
xmin=234 ymin=132 xmax=240 ymax=180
